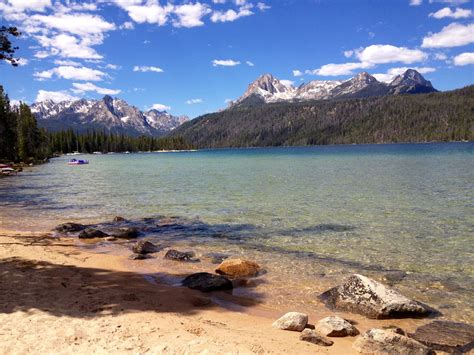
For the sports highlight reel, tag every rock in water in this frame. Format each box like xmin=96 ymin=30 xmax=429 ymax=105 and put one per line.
xmin=165 ymin=249 xmax=197 ymax=262
xmin=319 ymin=274 xmax=430 ymax=319
xmin=128 ymin=253 xmax=150 ymax=260
xmin=299 ymin=329 xmax=333 ymax=346
xmin=132 ymin=240 xmax=159 ymax=254
xmin=272 ymin=312 xmax=308 ymax=332
xmin=113 ymin=216 xmax=126 ymax=222
xmin=410 ymin=321 xmax=474 ymax=353
xmin=78 ymin=228 xmax=109 ymax=239
xmin=55 ymin=222 xmax=86 ymax=233
xmin=215 ymin=258 xmax=261 ymax=278
xmin=201 ymin=252 xmax=231 ymax=264
xmin=182 ymin=272 xmax=233 ymax=292
xmin=315 ymin=316 xmax=359 ymax=337
xmin=353 ymin=328 xmax=434 ymax=354
xmin=112 ymin=227 xmax=139 ymax=239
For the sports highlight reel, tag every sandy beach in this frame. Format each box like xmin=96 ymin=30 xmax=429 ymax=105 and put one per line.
xmin=0 ymin=226 xmax=452 ymax=355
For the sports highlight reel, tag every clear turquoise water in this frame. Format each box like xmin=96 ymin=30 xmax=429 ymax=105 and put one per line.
xmin=1 ymin=143 xmax=473 ymax=321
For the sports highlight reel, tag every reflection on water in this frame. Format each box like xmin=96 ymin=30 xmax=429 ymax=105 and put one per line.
xmin=0 ymin=142 xmax=473 ymax=322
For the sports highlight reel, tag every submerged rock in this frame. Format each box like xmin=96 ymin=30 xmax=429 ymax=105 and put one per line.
xmin=132 ymin=240 xmax=159 ymax=254
xmin=319 ymin=274 xmax=430 ymax=319
xmin=215 ymin=258 xmax=261 ymax=278
xmin=78 ymin=228 xmax=109 ymax=239
xmin=410 ymin=321 xmax=474 ymax=353
xmin=128 ymin=253 xmax=151 ymax=260
xmin=315 ymin=316 xmax=359 ymax=337
xmin=165 ymin=249 xmax=197 ymax=262
xmin=182 ymin=272 xmax=233 ymax=292
xmin=272 ymin=312 xmax=308 ymax=332
xmin=353 ymin=328 xmax=434 ymax=354
xmin=300 ymin=329 xmax=333 ymax=346
xmin=55 ymin=222 xmax=86 ymax=233
xmin=201 ymin=252 xmax=231 ymax=264
xmin=111 ymin=227 xmax=139 ymax=239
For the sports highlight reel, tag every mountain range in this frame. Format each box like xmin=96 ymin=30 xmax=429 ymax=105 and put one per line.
xmin=31 ymin=95 xmax=188 ymax=137
xmin=30 ymin=69 xmax=439 ymax=138
xmin=230 ymin=69 xmax=437 ymax=107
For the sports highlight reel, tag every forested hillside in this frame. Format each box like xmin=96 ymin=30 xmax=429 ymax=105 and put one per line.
xmin=172 ymin=86 xmax=474 ymax=148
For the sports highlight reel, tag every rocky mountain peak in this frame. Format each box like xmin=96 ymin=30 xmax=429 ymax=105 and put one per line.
xmin=390 ymin=69 xmax=433 ymax=88
xmin=354 ymin=72 xmax=378 ymax=84
xmin=249 ymin=73 xmax=290 ymax=94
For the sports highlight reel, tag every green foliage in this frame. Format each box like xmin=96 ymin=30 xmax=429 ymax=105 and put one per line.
xmin=47 ymin=130 xmax=193 ymax=154
xmin=0 ymin=26 xmax=20 ymax=66
xmin=172 ymin=86 xmax=474 ymax=148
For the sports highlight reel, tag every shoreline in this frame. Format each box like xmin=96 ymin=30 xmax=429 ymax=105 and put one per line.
xmin=0 ymin=225 xmax=459 ymax=354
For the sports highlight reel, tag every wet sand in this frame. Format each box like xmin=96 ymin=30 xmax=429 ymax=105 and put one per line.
xmin=0 ymin=227 xmax=444 ymax=354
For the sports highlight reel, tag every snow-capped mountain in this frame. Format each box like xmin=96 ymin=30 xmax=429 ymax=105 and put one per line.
xmin=230 ymin=69 xmax=437 ymax=107
xmin=31 ymin=95 xmax=188 ymax=137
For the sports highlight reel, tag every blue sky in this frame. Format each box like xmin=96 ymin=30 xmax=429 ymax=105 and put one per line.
xmin=0 ymin=0 xmax=473 ymax=118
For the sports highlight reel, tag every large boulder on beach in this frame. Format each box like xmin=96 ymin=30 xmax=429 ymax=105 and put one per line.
xmin=215 ymin=258 xmax=261 ymax=278
xmin=319 ymin=274 xmax=430 ymax=319
xmin=353 ymin=328 xmax=434 ymax=354
xmin=315 ymin=316 xmax=359 ymax=337
xmin=272 ymin=312 xmax=308 ymax=332
xmin=78 ymin=228 xmax=109 ymax=239
xmin=132 ymin=240 xmax=159 ymax=254
xmin=300 ymin=329 xmax=333 ymax=346
xmin=55 ymin=222 xmax=86 ymax=233
xmin=410 ymin=321 xmax=474 ymax=353
xmin=111 ymin=227 xmax=139 ymax=239
xmin=182 ymin=272 xmax=233 ymax=292
xmin=128 ymin=253 xmax=151 ymax=260
xmin=165 ymin=249 xmax=197 ymax=262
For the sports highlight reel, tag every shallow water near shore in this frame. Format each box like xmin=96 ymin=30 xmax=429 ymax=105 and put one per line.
xmin=0 ymin=143 xmax=473 ymax=323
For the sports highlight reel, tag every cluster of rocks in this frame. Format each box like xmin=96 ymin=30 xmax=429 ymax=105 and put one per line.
xmin=273 ymin=274 xmax=473 ymax=353
xmin=54 ymin=219 xmax=474 ymax=353
xmin=54 ymin=221 xmax=139 ymax=240
xmin=272 ymin=313 xmax=358 ymax=347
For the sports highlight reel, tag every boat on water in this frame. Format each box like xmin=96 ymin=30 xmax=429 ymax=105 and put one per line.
xmin=66 ymin=151 xmax=81 ymax=156
xmin=0 ymin=165 xmax=16 ymax=175
xmin=67 ymin=159 xmax=89 ymax=165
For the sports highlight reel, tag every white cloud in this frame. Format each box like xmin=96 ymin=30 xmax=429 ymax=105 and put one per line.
xmin=105 ymin=63 xmax=120 ymax=70
xmin=246 ymin=60 xmax=255 ymax=66
xmin=409 ymin=0 xmax=423 ymax=5
xmin=257 ymin=2 xmax=271 ymax=11
xmin=210 ymin=4 xmax=253 ymax=22
xmin=34 ymin=65 xmax=106 ymax=81
xmin=5 ymin=0 xmax=51 ymax=12
xmin=35 ymin=33 xmax=102 ymax=59
xmin=119 ymin=3 xmax=174 ymax=25
xmin=186 ymin=98 xmax=203 ymax=104
xmin=173 ymin=3 xmax=211 ymax=28
xmin=434 ymin=52 xmax=448 ymax=60
xmin=429 ymin=7 xmax=472 ymax=18
xmin=54 ymin=59 xmax=81 ymax=66
xmin=119 ymin=21 xmax=135 ymax=30
xmin=212 ymin=59 xmax=241 ymax=66
xmin=30 ymin=13 xmax=115 ymax=37
xmin=133 ymin=65 xmax=164 ymax=73
xmin=373 ymin=66 xmax=436 ymax=82
xmin=343 ymin=50 xmax=354 ymax=58
xmin=308 ymin=62 xmax=374 ymax=76
xmin=422 ymin=23 xmax=474 ymax=48
xmin=35 ymin=90 xmax=79 ymax=103
xmin=16 ymin=58 xmax=28 ymax=66
xmin=71 ymin=82 xmax=121 ymax=95
xmin=151 ymin=103 xmax=171 ymax=111
xmin=213 ymin=0 xmax=226 ymax=3
xmin=453 ymin=52 xmax=474 ymax=65
xmin=293 ymin=70 xmax=303 ymax=77
xmin=356 ymin=44 xmax=428 ymax=64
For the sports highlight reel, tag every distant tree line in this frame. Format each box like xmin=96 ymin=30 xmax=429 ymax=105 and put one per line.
xmin=172 ymin=86 xmax=474 ymax=148
xmin=48 ymin=129 xmax=193 ymax=154
xmin=0 ymin=85 xmax=193 ymax=163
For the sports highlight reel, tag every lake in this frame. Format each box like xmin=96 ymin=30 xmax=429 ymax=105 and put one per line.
xmin=0 ymin=142 xmax=473 ymax=322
